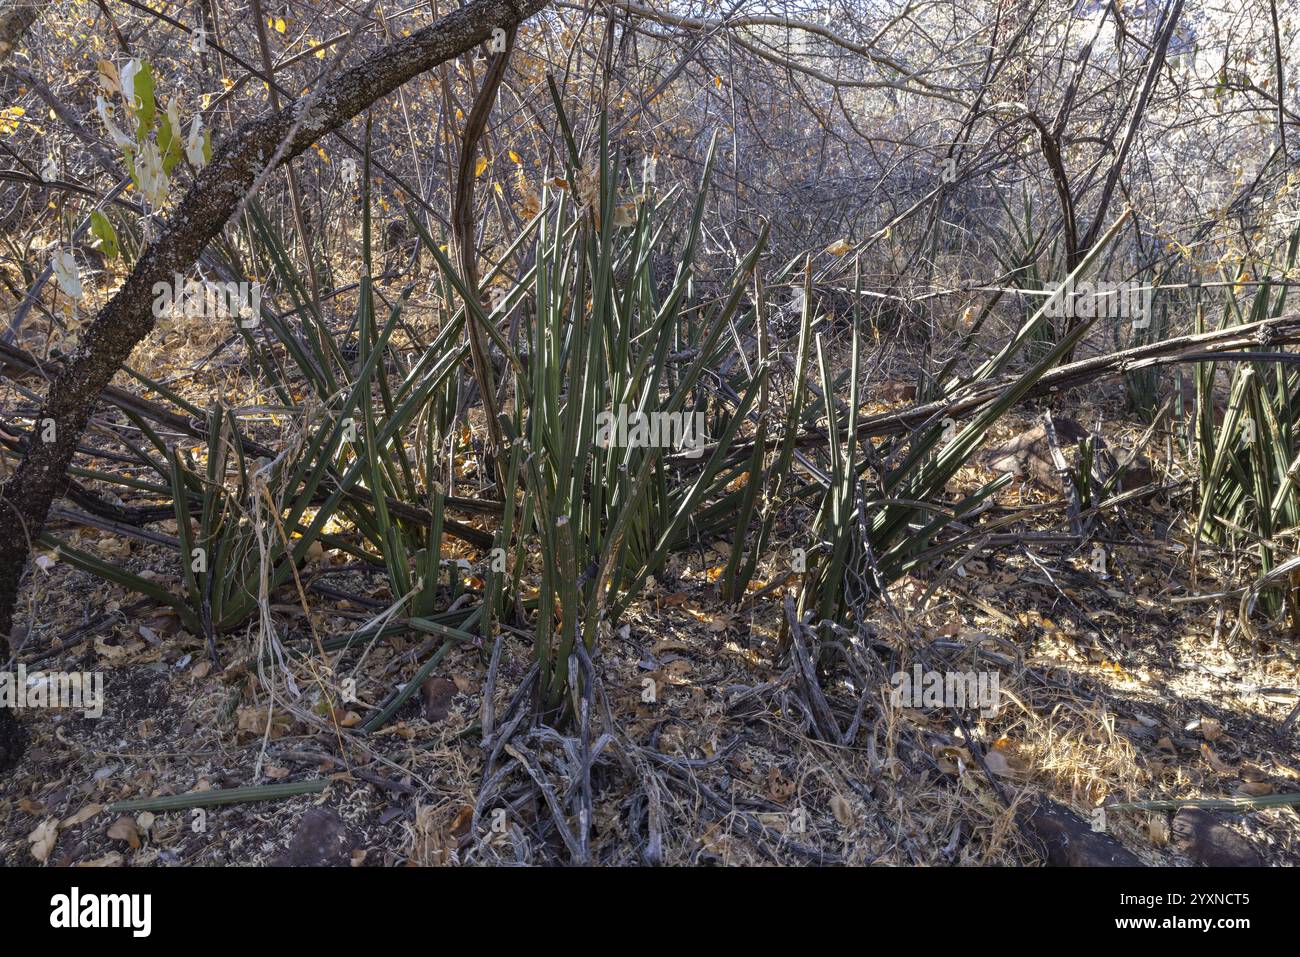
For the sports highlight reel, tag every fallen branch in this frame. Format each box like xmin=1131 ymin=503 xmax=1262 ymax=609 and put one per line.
xmin=695 ymin=311 xmax=1300 ymax=467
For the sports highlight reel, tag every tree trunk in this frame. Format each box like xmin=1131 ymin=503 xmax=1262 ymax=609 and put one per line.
xmin=0 ymin=3 xmax=37 ymax=65
xmin=0 ymin=0 xmax=550 ymax=772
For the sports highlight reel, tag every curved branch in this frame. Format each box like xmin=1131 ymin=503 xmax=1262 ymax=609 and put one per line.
xmin=454 ymin=23 xmax=517 ymax=486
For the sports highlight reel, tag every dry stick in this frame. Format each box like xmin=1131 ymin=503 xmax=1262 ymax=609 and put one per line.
xmin=1078 ymin=0 xmax=1185 ymax=259
xmin=18 ymin=597 xmax=153 ymax=666
xmin=250 ymin=0 xmax=325 ymax=321
xmin=0 ymin=0 xmax=552 ymax=703
xmin=1269 ymin=0 xmax=1288 ymax=162
xmin=453 ymin=23 xmax=515 ymax=493
xmin=1 ymin=339 xmax=503 ymax=544
xmin=1062 ymin=0 xmax=1185 ymax=363
xmin=4 ymin=400 xmax=496 ymax=558
xmin=698 ymin=310 xmax=1300 ymax=468
xmin=1040 ymin=409 xmax=1081 ymax=537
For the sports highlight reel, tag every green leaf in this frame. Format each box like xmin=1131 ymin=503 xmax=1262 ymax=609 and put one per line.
xmin=157 ymin=106 xmax=183 ymax=174
xmin=89 ymin=210 xmax=119 ymax=259
xmin=133 ymin=61 xmax=156 ymax=141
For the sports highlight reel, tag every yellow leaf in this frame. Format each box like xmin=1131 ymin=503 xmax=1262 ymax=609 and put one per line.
xmin=96 ymin=61 xmax=121 ymax=97
xmin=61 ymin=803 xmax=103 ymax=829
xmin=1202 ymin=742 xmax=1234 ymax=774
xmin=0 ymin=105 xmax=25 ymax=136
xmin=508 ymin=150 xmax=521 ymax=164
xmin=107 ymin=815 xmax=142 ymax=850
xmin=825 ymin=239 xmax=852 ymax=256
xmin=273 ymin=17 xmax=287 ymax=34
xmin=474 ymin=155 xmax=489 ymax=177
